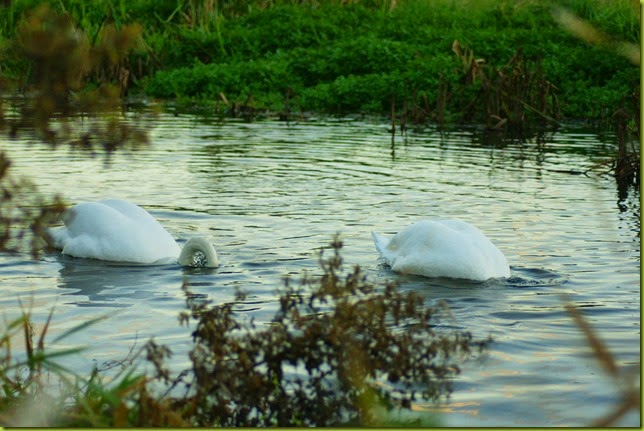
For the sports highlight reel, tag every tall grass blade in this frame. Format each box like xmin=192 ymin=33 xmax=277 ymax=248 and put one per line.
xmin=52 ymin=314 xmax=111 ymax=344
xmin=564 ymin=303 xmax=618 ymax=378
xmin=2 ymin=347 xmax=85 ymax=373
xmin=37 ymin=307 xmax=55 ymax=353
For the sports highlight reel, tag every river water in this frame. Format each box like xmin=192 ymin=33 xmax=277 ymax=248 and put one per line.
xmin=0 ymin=112 xmax=639 ymax=426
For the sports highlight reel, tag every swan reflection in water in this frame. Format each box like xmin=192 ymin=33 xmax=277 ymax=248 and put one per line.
xmin=53 ymin=253 xmax=218 ymax=307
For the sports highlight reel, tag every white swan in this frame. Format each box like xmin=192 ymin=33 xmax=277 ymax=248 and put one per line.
xmin=47 ymin=199 xmax=218 ymax=268
xmin=371 ymin=219 xmax=510 ymax=281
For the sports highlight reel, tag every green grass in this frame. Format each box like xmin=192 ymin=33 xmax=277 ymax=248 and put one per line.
xmin=140 ymin=0 xmax=638 ymax=120
xmin=0 ymin=0 xmax=639 ymax=120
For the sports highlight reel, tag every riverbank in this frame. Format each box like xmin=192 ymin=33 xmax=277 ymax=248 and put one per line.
xmin=0 ymin=0 xmax=639 ymax=126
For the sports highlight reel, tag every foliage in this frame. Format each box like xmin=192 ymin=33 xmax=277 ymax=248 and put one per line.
xmin=446 ymin=41 xmax=561 ymax=130
xmin=146 ymin=58 xmax=295 ymax=102
xmin=160 ymin=237 xmax=488 ymax=426
xmin=0 ymin=239 xmax=489 ymax=426
xmin=0 ymin=299 xmax=191 ymax=427
xmin=0 ymin=152 xmax=65 ymax=258
xmin=0 ymin=304 xmax=109 ymax=426
xmin=0 ymin=0 xmax=639 ymax=123
xmin=1 ymin=4 xmax=151 ymax=149
xmin=139 ymin=0 xmax=639 ymax=122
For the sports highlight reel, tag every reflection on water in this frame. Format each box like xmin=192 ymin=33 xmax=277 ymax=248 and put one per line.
xmin=0 ymin=115 xmax=639 ymax=426
xmin=54 ymin=256 xmax=180 ymax=307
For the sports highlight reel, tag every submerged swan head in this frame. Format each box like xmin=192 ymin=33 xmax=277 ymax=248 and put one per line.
xmin=178 ymin=237 xmax=218 ymax=268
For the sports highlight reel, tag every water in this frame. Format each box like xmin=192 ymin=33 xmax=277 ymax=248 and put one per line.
xmin=0 ymin=113 xmax=639 ymax=426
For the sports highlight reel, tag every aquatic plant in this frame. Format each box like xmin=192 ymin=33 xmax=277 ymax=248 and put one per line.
xmin=439 ymin=40 xmax=561 ymax=131
xmin=0 ymin=0 xmax=638 ymax=124
xmin=552 ymin=3 xmax=640 ymax=199
xmin=612 ymin=89 xmax=640 ymax=201
xmin=135 ymin=0 xmax=639 ymax=123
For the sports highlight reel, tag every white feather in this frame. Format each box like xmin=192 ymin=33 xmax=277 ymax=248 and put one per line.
xmin=372 ymin=219 xmax=510 ymax=281
xmin=48 ymin=199 xmax=217 ymax=267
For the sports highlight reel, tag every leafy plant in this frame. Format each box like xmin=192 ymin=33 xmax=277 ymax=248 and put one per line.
xmin=0 ymin=152 xmax=65 ymax=258
xmin=162 ymin=237 xmax=489 ymax=426
xmin=2 ymin=5 xmax=150 ymax=149
xmin=0 ymin=304 xmax=109 ymax=426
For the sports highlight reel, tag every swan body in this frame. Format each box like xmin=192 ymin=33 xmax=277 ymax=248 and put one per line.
xmin=371 ymin=219 xmax=510 ymax=281
xmin=48 ymin=199 xmax=218 ymax=267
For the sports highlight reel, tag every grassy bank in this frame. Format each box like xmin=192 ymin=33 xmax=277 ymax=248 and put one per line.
xmin=0 ymin=0 xmax=639 ymax=124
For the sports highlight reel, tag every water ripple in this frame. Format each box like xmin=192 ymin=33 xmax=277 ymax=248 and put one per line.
xmin=0 ymin=116 xmax=639 ymax=427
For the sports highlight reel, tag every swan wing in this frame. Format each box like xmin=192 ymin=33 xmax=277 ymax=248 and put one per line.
xmin=374 ymin=220 xmax=510 ymax=281
xmin=54 ymin=200 xmax=181 ymax=264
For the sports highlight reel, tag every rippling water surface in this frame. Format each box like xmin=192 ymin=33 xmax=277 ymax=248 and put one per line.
xmin=0 ymin=114 xmax=639 ymax=426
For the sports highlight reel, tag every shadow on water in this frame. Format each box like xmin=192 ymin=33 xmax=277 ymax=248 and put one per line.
xmin=53 ymin=253 xmax=218 ymax=307
xmin=373 ymin=263 xmax=567 ymax=291
xmin=503 ymin=267 xmax=569 ymax=289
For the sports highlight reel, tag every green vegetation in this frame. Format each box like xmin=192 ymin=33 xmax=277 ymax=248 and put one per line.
xmin=0 ymin=3 xmax=150 ymax=147
xmin=0 ymin=152 xmax=65 ymax=258
xmin=0 ymin=0 xmax=640 ymax=124
xmin=1 ymin=0 xmax=635 ymax=189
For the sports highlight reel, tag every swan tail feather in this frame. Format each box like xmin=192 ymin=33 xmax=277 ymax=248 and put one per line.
xmin=371 ymin=231 xmax=390 ymax=257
